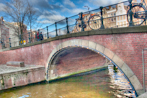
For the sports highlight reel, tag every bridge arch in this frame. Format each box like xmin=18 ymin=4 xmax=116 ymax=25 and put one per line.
xmin=46 ymin=39 xmax=143 ymax=95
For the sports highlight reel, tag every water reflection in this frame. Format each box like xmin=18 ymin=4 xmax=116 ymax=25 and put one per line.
xmin=108 ymin=65 xmax=136 ymax=98
xmin=0 ymin=66 xmax=136 ymax=98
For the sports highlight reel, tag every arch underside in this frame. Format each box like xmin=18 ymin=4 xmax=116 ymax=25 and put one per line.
xmin=46 ymin=39 xmax=144 ymax=96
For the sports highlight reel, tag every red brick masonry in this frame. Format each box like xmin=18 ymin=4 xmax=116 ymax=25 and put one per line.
xmin=48 ymin=47 xmax=106 ymax=78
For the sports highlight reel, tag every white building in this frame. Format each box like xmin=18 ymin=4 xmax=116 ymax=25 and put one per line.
xmin=106 ymin=6 xmax=117 ymax=28
xmin=0 ymin=17 xmax=19 ymax=49
xmin=116 ymin=3 xmax=128 ymax=27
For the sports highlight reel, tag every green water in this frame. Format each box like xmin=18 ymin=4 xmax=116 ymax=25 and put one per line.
xmin=0 ymin=67 xmax=136 ymax=98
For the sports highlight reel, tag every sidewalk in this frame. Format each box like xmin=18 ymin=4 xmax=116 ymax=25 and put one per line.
xmin=137 ymin=92 xmax=147 ymax=98
xmin=0 ymin=64 xmax=44 ymax=74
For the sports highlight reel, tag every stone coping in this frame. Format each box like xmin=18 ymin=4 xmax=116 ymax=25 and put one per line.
xmin=1 ymin=25 xmax=147 ymax=51
xmin=0 ymin=65 xmax=45 ymax=75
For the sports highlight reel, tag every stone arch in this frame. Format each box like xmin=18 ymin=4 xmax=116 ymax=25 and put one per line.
xmin=46 ymin=39 xmax=143 ymax=96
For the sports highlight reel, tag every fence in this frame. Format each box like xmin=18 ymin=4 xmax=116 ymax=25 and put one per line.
xmin=1 ymin=0 xmax=147 ymax=49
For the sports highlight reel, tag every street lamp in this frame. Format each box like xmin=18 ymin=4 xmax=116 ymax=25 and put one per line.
xmin=84 ymin=6 xmax=90 ymax=14
xmin=84 ymin=6 xmax=90 ymax=11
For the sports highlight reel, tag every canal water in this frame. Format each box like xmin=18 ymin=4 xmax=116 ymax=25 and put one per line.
xmin=0 ymin=65 xmax=136 ymax=98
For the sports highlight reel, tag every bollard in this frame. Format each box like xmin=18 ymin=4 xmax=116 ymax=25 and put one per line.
xmin=9 ymin=38 xmax=11 ymax=47
xmin=19 ymin=35 xmax=22 ymax=45
xmin=28 ymin=32 xmax=31 ymax=43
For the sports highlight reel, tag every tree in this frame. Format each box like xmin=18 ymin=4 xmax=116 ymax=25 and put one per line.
xmin=4 ymin=0 xmax=39 ymax=43
xmin=4 ymin=0 xmax=28 ymax=36
xmin=27 ymin=3 xmax=39 ymax=32
xmin=26 ymin=2 xmax=40 ymax=42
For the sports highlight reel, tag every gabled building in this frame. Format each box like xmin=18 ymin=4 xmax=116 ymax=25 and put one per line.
xmin=0 ymin=17 xmax=27 ymax=49
xmin=116 ymin=3 xmax=128 ymax=27
xmin=72 ymin=0 xmax=147 ymax=33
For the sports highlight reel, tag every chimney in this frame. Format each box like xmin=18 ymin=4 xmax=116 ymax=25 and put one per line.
xmin=109 ymin=6 xmax=111 ymax=9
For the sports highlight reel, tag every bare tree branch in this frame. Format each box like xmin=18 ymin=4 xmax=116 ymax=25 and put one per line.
xmin=4 ymin=0 xmax=29 ymax=39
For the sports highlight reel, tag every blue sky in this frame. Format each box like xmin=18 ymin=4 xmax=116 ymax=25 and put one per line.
xmin=0 ymin=0 xmax=142 ymax=30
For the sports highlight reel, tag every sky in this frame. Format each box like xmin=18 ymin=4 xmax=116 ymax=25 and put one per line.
xmin=0 ymin=0 xmax=141 ymax=30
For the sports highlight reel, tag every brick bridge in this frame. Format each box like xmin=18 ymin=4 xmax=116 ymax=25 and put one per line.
xmin=0 ymin=25 xmax=147 ymax=96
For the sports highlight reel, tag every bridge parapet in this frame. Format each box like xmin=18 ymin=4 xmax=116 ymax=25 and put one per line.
xmin=0 ymin=25 xmax=147 ymax=52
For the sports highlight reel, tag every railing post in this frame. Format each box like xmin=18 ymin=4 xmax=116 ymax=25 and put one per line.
xmin=100 ymin=6 xmax=105 ymax=29
xmin=1 ymin=39 xmax=5 ymax=49
xmin=19 ymin=34 xmax=22 ymax=45
xmin=55 ymin=22 xmax=58 ymax=36
xmin=80 ymin=12 xmax=84 ymax=31
xmin=9 ymin=38 xmax=11 ymax=47
xmin=28 ymin=32 xmax=31 ymax=43
xmin=47 ymin=26 xmax=49 ymax=38
xmin=66 ymin=17 xmax=70 ymax=34
xmin=128 ymin=0 xmax=134 ymax=26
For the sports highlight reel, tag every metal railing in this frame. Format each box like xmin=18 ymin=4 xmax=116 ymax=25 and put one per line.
xmin=1 ymin=0 xmax=147 ymax=49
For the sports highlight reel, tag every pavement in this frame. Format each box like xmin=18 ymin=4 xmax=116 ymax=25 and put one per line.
xmin=137 ymin=92 xmax=147 ymax=98
xmin=0 ymin=64 xmax=44 ymax=74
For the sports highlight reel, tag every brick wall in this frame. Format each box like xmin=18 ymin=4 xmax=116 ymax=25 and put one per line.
xmin=53 ymin=47 xmax=106 ymax=76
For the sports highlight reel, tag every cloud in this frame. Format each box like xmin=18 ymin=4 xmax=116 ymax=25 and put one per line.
xmin=63 ymin=0 xmax=76 ymax=8
xmin=30 ymin=0 xmax=63 ymax=10
xmin=77 ymin=0 xmax=83 ymax=4
xmin=62 ymin=7 xmax=86 ymax=14
xmin=88 ymin=0 xmax=126 ymax=6
xmin=0 ymin=3 xmax=6 ymax=11
xmin=72 ymin=8 xmax=86 ymax=14
xmin=0 ymin=0 xmax=5 ymax=3
xmin=37 ymin=10 xmax=65 ymax=24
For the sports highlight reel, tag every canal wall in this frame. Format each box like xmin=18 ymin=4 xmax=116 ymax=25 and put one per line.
xmin=0 ymin=65 xmax=45 ymax=90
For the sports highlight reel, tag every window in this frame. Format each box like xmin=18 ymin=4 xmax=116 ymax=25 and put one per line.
xmin=121 ymin=22 xmax=123 ymax=26
xmin=124 ymin=21 xmax=126 ymax=26
xmin=117 ymin=17 xmax=119 ymax=21
xmin=120 ymin=16 xmax=122 ymax=20
xmin=117 ymin=22 xmax=119 ymax=26
xmin=114 ymin=13 xmax=116 ymax=16
xmin=123 ymin=15 xmax=125 ymax=20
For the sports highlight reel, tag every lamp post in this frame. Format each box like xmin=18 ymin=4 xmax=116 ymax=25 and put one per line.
xmin=84 ymin=6 xmax=90 ymax=11
xmin=84 ymin=6 xmax=90 ymax=14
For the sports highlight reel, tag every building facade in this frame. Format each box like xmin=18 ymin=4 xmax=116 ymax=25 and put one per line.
xmin=72 ymin=0 xmax=147 ymax=33
xmin=0 ymin=17 xmax=28 ymax=49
